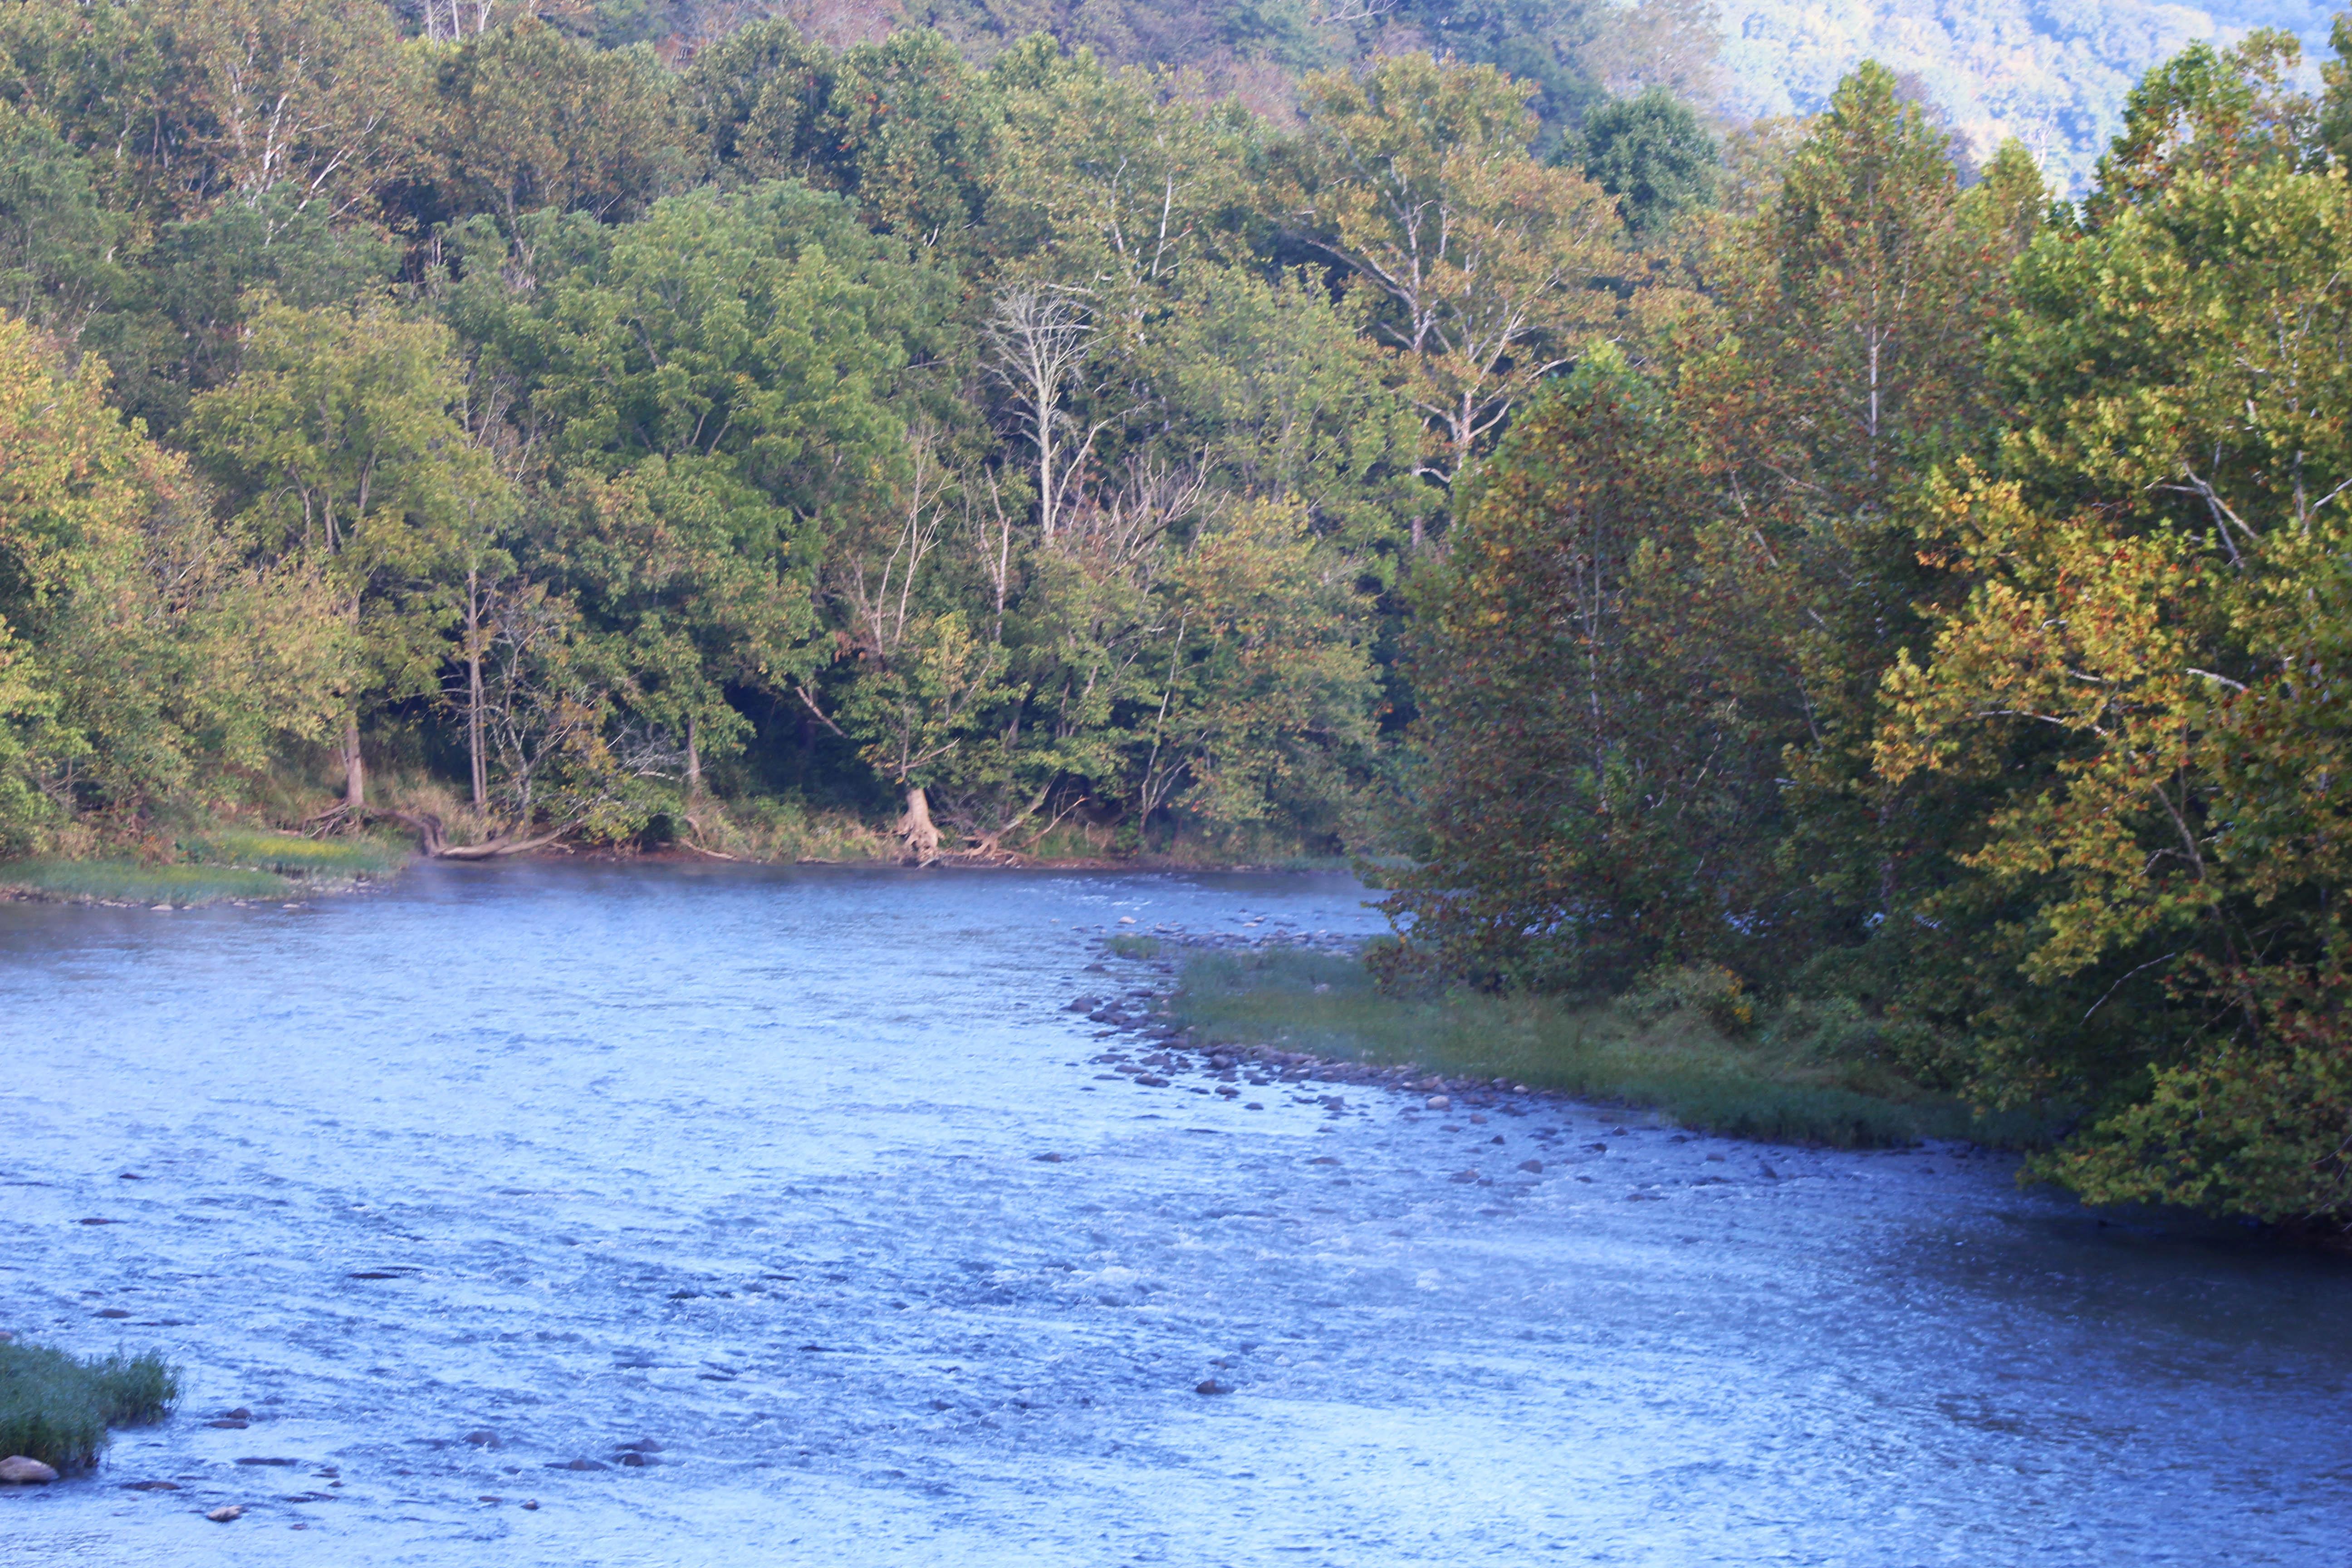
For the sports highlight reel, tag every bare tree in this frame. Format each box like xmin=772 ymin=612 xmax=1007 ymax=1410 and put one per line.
xmin=841 ymin=422 xmax=952 ymax=661
xmin=983 ymin=284 xmax=1112 ymax=542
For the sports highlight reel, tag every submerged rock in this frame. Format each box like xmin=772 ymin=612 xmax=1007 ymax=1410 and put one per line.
xmin=1425 ymin=1095 xmax=1451 ymax=1111
xmin=0 ymin=1455 xmax=59 ymax=1485
xmin=206 ymin=1504 xmax=244 ymax=1522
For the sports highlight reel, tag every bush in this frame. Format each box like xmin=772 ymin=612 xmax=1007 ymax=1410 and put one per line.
xmin=1622 ymin=961 xmax=1754 ymax=1034
xmin=0 ymin=1342 xmax=181 ymax=1470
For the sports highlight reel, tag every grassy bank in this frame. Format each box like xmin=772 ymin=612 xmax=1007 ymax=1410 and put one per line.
xmin=0 ymin=1341 xmax=180 ymax=1470
xmin=1171 ymin=947 xmax=2050 ymax=1149
xmin=0 ymin=825 xmax=408 ymax=906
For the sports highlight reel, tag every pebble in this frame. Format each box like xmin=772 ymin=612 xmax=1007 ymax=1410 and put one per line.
xmin=1426 ymin=1095 xmax=1451 ymax=1111
xmin=1194 ymin=1378 xmax=1231 ymax=1396
xmin=0 ymin=1455 xmax=59 ymax=1485
xmin=206 ymin=1504 xmax=244 ymax=1522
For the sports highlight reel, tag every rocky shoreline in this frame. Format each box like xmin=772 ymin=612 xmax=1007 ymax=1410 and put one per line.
xmin=1064 ymin=922 xmax=1558 ymax=1127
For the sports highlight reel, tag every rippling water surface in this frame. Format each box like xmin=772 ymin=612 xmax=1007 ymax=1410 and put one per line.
xmin=0 ymin=862 xmax=2346 ymax=1566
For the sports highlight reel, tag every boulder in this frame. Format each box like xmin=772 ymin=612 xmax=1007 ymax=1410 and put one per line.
xmin=0 ymin=1456 xmax=58 ymax=1485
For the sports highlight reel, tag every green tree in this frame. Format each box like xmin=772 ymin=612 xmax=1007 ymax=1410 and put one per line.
xmin=1284 ymin=53 xmax=1620 ymax=505
xmin=1563 ymin=85 xmax=1717 ymax=235
xmin=424 ymin=18 xmax=686 ymax=259
xmin=0 ymin=315 xmax=347 ymax=843
xmin=1881 ymin=87 xmax=2352 ymax=1221
xmin=186 ymin=294 xmax=510 ymax=808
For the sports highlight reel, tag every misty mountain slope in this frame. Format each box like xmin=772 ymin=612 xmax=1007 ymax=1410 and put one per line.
xmin=1715 ymin=0 xmax=2338 ymax=186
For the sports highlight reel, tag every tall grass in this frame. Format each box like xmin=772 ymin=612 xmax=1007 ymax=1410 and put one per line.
xmin=0 ymin=858 xmax=292 ymax=905
xmin=181 ymin=827 xmax=405 ymax=877
xmin=1172 ymin=947 xmax=2051 ymax=1149
xmin=0 ymin=1342 xmax=181 ymax=1470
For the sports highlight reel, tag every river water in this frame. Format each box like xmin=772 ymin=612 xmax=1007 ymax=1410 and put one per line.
xmin=0 ymin=863 xmax=2345 ymax=1566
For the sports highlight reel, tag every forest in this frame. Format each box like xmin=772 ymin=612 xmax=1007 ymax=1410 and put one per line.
xmin=0 ymin=0 xmax=1719 ymax=865
xmin=5 ymin=0 xmax=2352 ymax=1224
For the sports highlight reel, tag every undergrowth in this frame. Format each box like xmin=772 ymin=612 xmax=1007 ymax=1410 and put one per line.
xmin=1172 ymin=947 xmax=2052 ymax=1149
xmin=0 ymin=1341 xmax=181 ymax=1470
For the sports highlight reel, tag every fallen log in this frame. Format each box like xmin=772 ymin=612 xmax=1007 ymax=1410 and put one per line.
xmin=377 ymin=808 xmax=565 ymax=860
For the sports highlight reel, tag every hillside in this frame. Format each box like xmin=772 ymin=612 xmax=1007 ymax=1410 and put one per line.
xmin=1714 ymin=0 xmax=2337 ymax=186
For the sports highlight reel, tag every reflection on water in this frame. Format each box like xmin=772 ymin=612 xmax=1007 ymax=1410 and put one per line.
xmin=0 ymin=862 xmax=2343 ymax=1565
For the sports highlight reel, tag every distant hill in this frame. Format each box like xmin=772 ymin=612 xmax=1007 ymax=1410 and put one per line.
xmin=1713 ymin=0 xmax=2341 ymax=189
xmin=677 ymin=0 xmax=2342 ymax=191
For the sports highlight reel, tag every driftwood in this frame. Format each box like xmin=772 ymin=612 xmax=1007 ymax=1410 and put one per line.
xmin=377 ymin=808 xmax=567 ymax=860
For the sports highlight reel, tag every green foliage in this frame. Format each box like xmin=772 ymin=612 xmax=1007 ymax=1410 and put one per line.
xmin=1565 ymin=85 xmax=1718 ymax=233
xmin=0 ymin=1340 xmax=181 ymax=1470
xmin=1394 ymin=33 xmax=2352 ymax=1228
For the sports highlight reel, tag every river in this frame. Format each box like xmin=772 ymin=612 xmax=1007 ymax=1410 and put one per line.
xmin=0 ymin=862 xmax=2345 ymax=1565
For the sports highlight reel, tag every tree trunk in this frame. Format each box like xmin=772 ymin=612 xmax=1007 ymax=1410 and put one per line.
xmin=897 ymin=785 xmax=941 ymax=864
xmin=342 ymin=713 xmax=365 ymax=809
xmin=685 ymin=714 xmax=702 ymax=800
xmin=466 ymin=567 xmax=486 ymax=813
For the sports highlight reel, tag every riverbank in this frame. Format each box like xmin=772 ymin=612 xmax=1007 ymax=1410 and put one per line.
xmin=0 ymin=828 xmax=408 ymax=908
xmin=1078 ymin=931 xmax=2047 ymax=1151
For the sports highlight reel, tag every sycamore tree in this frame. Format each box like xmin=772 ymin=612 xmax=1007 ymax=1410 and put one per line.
xmin=1284 ymin=53 xmax=1621 ymax=514
xmin=1879 ymin=34 xmax=2352 ymax=1222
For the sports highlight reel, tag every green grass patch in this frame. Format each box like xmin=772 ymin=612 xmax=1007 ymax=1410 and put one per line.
xmin=0 ymin=1341 xmax=181 ymax=1470
xmin=1173 ymin=947 xmax=2050 ymax=1149
xmin=0 ymin=858 xmax=293 ymax=905
xmin=1104 ymin=933 xmax=1166 ymax=959
xmin=182 ymin=827 xmax=405 ymax=877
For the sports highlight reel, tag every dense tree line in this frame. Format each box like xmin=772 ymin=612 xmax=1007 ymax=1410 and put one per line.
xmin=0 ymin=1 xmax=1710 ymax=861
xmin=1396 ymin=27 xmax=2352 ymax=1226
